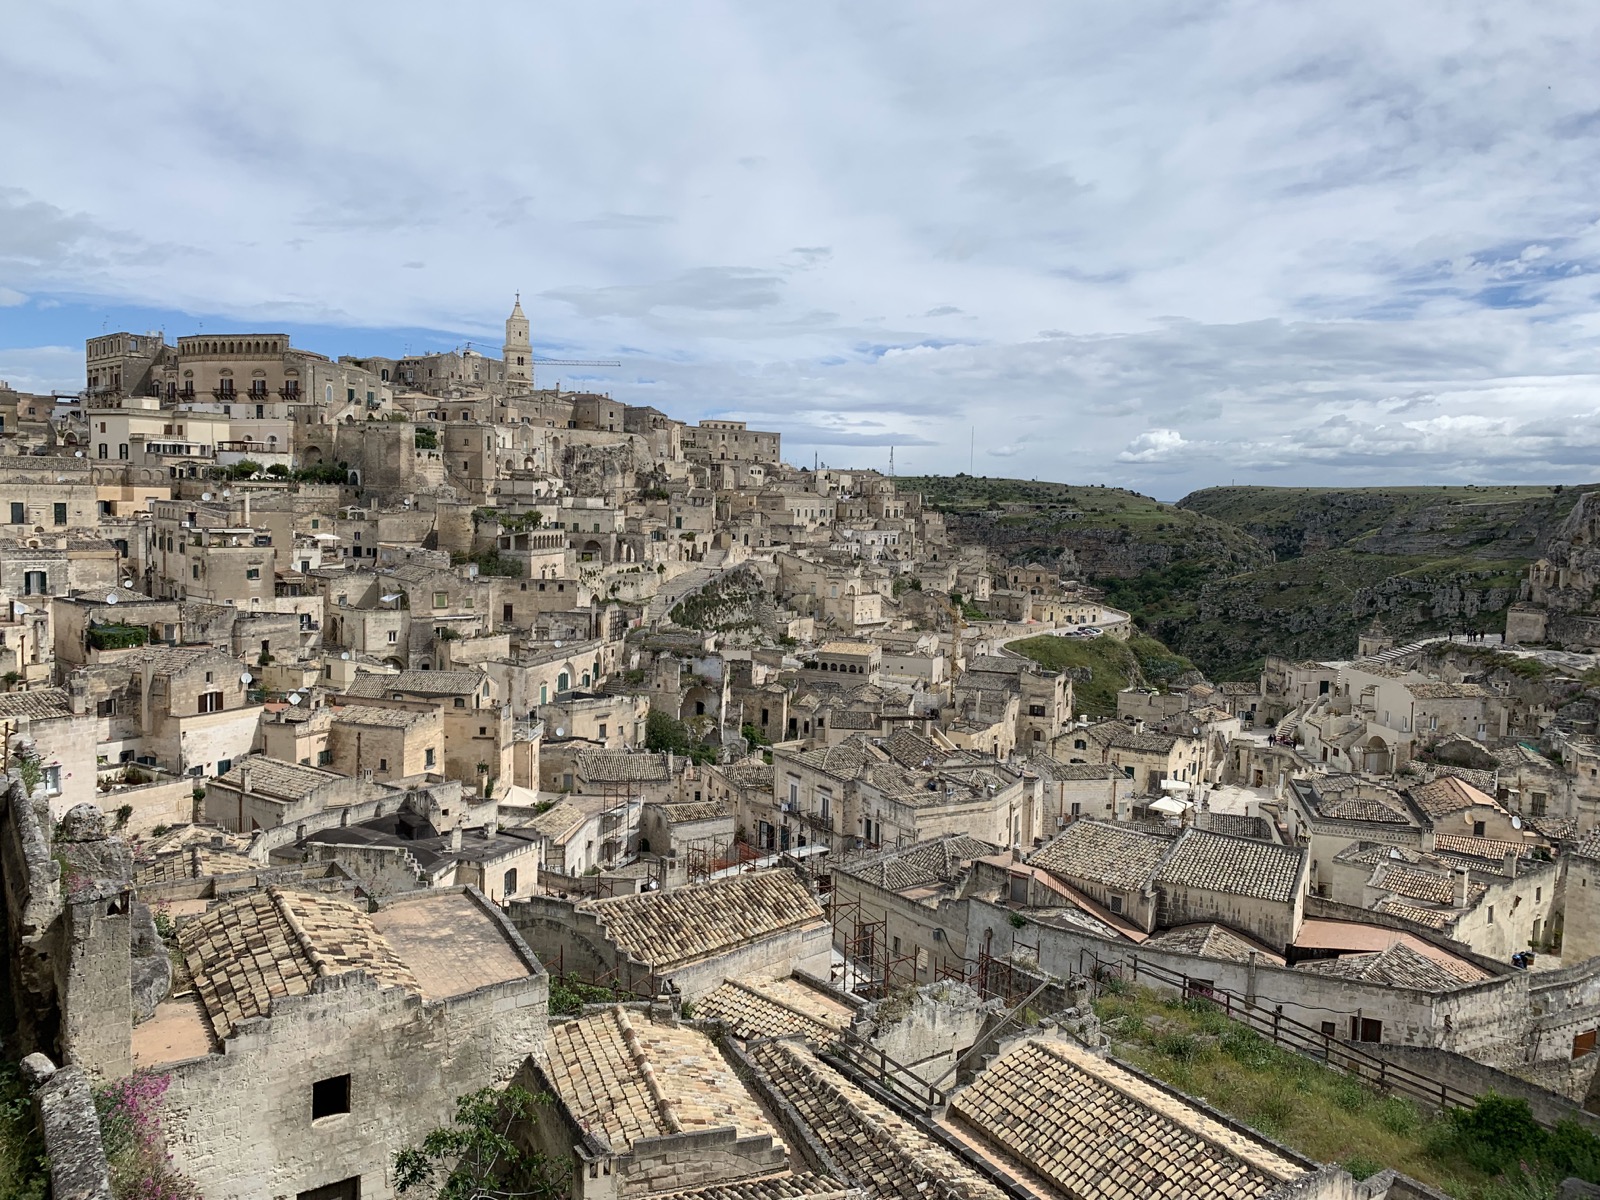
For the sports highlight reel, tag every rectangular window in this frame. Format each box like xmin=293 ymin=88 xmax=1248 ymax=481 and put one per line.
xmin=378 ymin=758 xmax=387 ymax=771
xmin=52 ymin=503 xmax=67 ymax=526
xmin=245 ymin=568 xmax=261 ymax=580
xmin=318 ymin=749 xmax=333 ymax=766
xmin=425 ymin=747 xmax=436 ymax=767
xmin=1108 ymin=894 xmax=1122 ymax=913
xmin=387 ymin=630 xmax=398 ymax=643
xmin=598 ymin=723 xmax=607 ymax=740
xmin=197 ymin=691 xmax=224 ymax=714
xmin=311 ymin=1074 xmax=351 ymax=1120
xmin=9 ymin=502 xmax=22 ymax=524
xmin=433 ymin=591 xmax=448 ymax=608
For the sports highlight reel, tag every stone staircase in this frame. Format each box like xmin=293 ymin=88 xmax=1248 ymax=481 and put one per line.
xmin=1362 ymin=637 xmax=1442 ymax=668
xmin=643 ymin=566 xmax=719 ymax=627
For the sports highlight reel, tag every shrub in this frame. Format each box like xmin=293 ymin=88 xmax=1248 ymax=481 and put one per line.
xmin=95 ymin=1071 xmax=202 ymax=1200
xmin=1342 ymin=1155 xmax=1382 ymax=1181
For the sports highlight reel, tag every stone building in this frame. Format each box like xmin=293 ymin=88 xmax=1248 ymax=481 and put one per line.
xmin=134 ymin=886 xmax=546 ymax=1200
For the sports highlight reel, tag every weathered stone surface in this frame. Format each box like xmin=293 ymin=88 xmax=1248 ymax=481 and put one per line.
xmin=36 ymin=1063 xmax=113 ymax=1200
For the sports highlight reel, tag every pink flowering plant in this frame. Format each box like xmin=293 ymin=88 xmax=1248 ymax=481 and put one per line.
xmin=93 ymin=1071 xmax=201 ymax=1200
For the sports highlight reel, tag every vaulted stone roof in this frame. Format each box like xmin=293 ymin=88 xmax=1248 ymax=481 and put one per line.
xmin=579 ymin=869 xmax=824 ymax=972
xmin=179 ymin=887 xmax=419 ymax=1042
xmin=576 ymin=750 xmax=673 ymax=782
xmin=545 ymin=1007 xmax=781 ymax=1153
xmin=748 ymin=1039 xmax=1007 ymax=1200
xmin=696 ymin=977 xmax=850 ymax=1045
xmin=949 ymin=1038 xmax=1305 ymax=1199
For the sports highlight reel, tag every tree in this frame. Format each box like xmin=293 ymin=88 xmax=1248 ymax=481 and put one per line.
xmin=393 ymin=1085 xmax=569 ymax=1200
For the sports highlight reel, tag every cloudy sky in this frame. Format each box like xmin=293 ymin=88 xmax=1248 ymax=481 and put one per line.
xmin=4 ymin=2 xmax=1600 ymax=498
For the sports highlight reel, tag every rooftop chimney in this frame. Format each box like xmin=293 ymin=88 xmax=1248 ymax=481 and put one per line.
xmin=1503 ymin=850 xmax=1518 ymax=880
xmin=1453 ymin=869 xmax=1471 ymax=908
xmin=450 ymin=826 xmax=463 ymax=853
xmin=239 ymin=762 xmax=251 ymax=794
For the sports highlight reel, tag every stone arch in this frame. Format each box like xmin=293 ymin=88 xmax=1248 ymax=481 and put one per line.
xmin=1362 ymin=735 xmax=1390 ymax=775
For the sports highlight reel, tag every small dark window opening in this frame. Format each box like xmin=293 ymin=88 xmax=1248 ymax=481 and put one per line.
xmin=311 ymin=1073 xmax=350 ymax=1119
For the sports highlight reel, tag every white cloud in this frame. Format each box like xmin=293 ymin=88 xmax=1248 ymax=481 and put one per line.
xmin=3 ymin=3 xmax=1600 ymax=494
xmin=1118 ymin=429 xmax=1189 ymax=463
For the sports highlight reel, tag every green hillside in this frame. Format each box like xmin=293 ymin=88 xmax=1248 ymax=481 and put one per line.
xmin=1009 ymin=633 xmax=1196 ymax=716
xmin=902 ymin=475 xmax=1589 ymax=681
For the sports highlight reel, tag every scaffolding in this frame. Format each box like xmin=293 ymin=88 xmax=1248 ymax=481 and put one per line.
xmin=827 ymin=891 xmax=917 ymax=1000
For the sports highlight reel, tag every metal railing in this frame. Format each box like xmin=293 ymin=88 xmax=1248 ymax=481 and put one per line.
xmin=1087 ymin=950 xmax=1488 ymax=1117
xmin=826 ymin=1027 xmax=950 ymax=1115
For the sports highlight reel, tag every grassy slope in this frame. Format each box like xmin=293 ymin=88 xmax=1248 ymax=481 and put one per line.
xmin=1179 ymin=484 xmax=1595 ymax=562
xmin=1096 ymin=987 xmax=1546 ymax=1199
xmin=898 ymin=476 xmax=1590 ymax=680
xmin=1009 ymin=633 xmax=1195 ymax=717
xmin=898 ymin=476 xmax=1271 ymax=573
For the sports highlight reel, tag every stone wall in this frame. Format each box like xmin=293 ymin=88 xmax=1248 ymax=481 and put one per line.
xmin=1361 ymin=1042 xmax=1600 ymax=1128
xmin=965 ymin=898 xmax=1533 ymax=1059
xmin=161 ymin=966 xmax=548 ymax=1200
xmin=29 ymin=1056 xmax=113 ymax=1200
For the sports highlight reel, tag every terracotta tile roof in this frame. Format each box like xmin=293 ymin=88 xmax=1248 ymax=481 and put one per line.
xmin=346 ymin=668 xmax=486 ymax=698
xmin=1296 ymin=941 xmax=1478 ymax=990
xmin=1369 ymin=862 xmax=1484 ymax=907
xmin=1332 ymin=842 xmax=1422 ymax=867
xmin=748 ymin=1039 xmax=1006 ymax=1200
xmin=179 ymin=887 xmax=419 ymax=1042
xmin=1200 ymin=813 xmax=1273 ymax=841
xmin=1030 ymin=821 xmax=1174 ymax=892
xmin=331 ymin=704 xmax=432 ymax=729
xmin=1291 ymin=779 xmax=1412 ymax=825
xmin=655 ymin=800 xmax=732 ymax=824
xmin=949 ymin=1038 xmax=1303 ymax=1199
xmin=1407 ymin=776 xmax=1500 ymax=819
xmin=576 ymin=750 xmax=673 ymax=782
xmin=513 ymin=800 xmax=586 ymax=842
xmin=580 ymin=869 xmax=824 ymax=972
xmin=1433 ymin=833 xmax=1538 ymax=861
xmin=1142 ymin=923 xmax=1284 ymax=966
xmin=839 ymin=834 xmax=1000 ymax=893
xmin=696 ymin=978 xmax=848 ymax=1044
xmin=1372 ymin=898 xmax=1459 ymax=931
xmin=0 ymin=688 xmax=73 ymax=720
xmin=1154 ymin=830 xmax=1304 ymax=904
xmin=717 ymin=758 xmax=774 ymax=791
xmin=545 ymin=1008 xmax=781 ymax=1152
xmin=648 ymin=1174 xmax=850 ymax=1199
xmin=881 ymin=728 xmax=944 ymax=769
xmin=215 ymin=755 xmax=344 ymax=801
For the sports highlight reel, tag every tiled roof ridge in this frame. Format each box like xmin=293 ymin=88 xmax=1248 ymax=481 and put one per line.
xmin=613 ymin=1008 xmax=685 ymax=1135
xmin=271 ymin=887 xmax=331 ymax=979
xmin=727 ymin=979 xmax=841 ymax=1042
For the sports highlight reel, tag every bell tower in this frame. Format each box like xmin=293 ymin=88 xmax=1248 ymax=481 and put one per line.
xmin=503 ymin=293 xmax=533 ymax=391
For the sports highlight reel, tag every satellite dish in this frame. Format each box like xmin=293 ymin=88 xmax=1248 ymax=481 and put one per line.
xmin=105 ymin=594 xmax=119 ymax=605
xmin=201 ymin=492 xmax=212 ymax=501
xmin=340 ymin=651 xmax=351 ymax=660
xmin=121 ymin=580 xmax=132 ymax=588
xmin=288 ymin=693 xmax=302 ymax=705
xmin=1511 ymin=815 xmax=1522 ymax=829
xmin=222 ymin=489 xmax=231 ymax=498
xmin=74 ymin=450 xmax=84 ymax=458
xmin=381 ymin=594 xmax=401 ymax=603
xmin=553 ymin=641 xmax=562 ymax=649
xmin=240 ymin=672 xmax=253 ymax=684
xmin=554 ymin=727 xmax=566 ymax=738
xmin=13 ymin=603 xmax=28 ymax=616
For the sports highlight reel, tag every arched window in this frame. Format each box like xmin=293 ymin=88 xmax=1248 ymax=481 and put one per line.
xmin=98 ymin=444 xmax=108 ymax=459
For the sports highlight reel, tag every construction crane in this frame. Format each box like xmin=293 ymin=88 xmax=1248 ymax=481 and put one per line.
xmin=531 ymin=357 xmax=620 ymax=389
